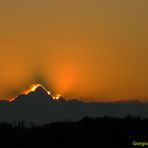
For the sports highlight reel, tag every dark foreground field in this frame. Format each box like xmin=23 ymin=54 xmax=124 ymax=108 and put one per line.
xmin=0 ymin=116 xmax=147 ymax=148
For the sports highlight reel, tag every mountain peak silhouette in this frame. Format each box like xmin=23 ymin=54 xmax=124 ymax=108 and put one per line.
xmin=11 ymin=84 xmax=55 ymax=104
xmin=34 ymin=85 xmax=46 ymax=92
xmin=28 ymin=85 xmax=50 ymax=96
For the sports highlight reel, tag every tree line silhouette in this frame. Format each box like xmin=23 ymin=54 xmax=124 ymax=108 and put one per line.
xmin=0 ymin=115 xmax=147 ymax=147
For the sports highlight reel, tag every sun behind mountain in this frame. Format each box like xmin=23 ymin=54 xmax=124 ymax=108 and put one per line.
xmin=9 ymin=83 xmax=61 ymax=102
xmin=22 ymin=84 xmax=51 ymax=95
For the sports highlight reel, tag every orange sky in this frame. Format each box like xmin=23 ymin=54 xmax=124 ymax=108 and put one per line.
xmin=0 ymin=0 xmax=148 ymax=102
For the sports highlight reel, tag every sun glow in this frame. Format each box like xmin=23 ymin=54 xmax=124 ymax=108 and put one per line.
xmin=22 ymin=84 xmax=41 ymax=95
xmin=23 ymin=84 xmax=41 ymax=94
xmin=9 ymin=98 xmax=15 ymax=102
xmin=53 ymin=94 xmax=61 ymax=100
xmin=22 ymin=84 xmax=51 ymax=95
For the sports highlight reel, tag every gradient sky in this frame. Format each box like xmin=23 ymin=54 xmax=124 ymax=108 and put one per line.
xmin=0 ymin=0 xmax=148 ymax=102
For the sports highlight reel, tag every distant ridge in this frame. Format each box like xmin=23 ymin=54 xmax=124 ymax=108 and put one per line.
xmin=112 ymin=99 xmax=142 ymax=104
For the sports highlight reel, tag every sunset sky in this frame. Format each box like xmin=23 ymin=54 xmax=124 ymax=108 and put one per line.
xmin=0 ymin=0 xmax=148 ymax=102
